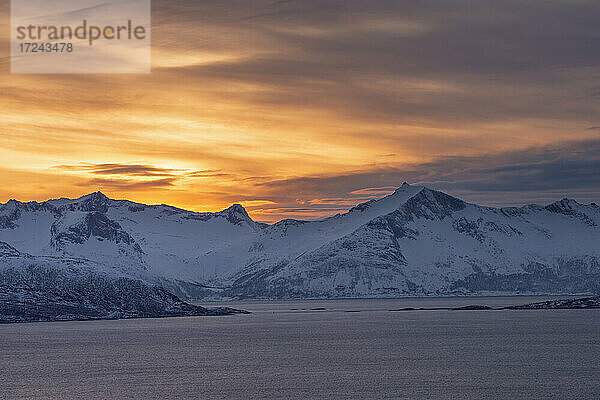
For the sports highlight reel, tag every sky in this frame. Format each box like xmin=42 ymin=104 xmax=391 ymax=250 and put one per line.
xmin=1 ymin=0 xmax=599 ymax=223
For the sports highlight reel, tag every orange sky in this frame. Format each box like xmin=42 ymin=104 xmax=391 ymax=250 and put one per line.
xmin=1 ymin=1 xmax=599 ymax=222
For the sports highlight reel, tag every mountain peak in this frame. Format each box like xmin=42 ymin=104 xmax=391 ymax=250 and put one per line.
xmin=4 ymin=199 xmax=22 ymax=208
xmin=394 ymin=182 xmax=411 ymax=192
xmin=399 ymin=187 xmax=467 ymax=219
xmin=75 ymin=191 xmax=111 ymax=213
xmin=545 ymin=198 xmax=580 ymax=214
xmin=227 ymin=203 xmax=247 ymax=213
xmin=218 ymin=203 xmax=253 ymax=225
xmin=87 ymin=191 xmax=109 ymax=199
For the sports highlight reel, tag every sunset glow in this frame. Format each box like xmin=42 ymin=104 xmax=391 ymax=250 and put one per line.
xmin=2 ymin=0 xmax=599 ymax=222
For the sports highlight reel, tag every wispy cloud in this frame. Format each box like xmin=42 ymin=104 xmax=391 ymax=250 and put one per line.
xmin=76 ymin=177 xmax=178 ymax=190
xmin=54 ymin=163 xmax=228 ymax=179
xmin=55 ymin=163 xmax=187 ymax=177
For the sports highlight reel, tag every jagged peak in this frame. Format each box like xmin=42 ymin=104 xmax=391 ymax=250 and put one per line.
xmin=410 ymin=186 xmax=461 ymax=203
xmin=66 ymin=191 xmax=112 ymax=213
xmin=0 ymin=198 xmax=27 ymax=208
xmin=78 ymin=191 xmax=110 ymax=201
xmin=391 ymin=183 xmax=427 ymax=200
xmin=0 ymin=199 xmax=21 ymax=212
xmin=217 ymin=203 xmax=255 ymax=226
xmin=545 ymin=198 xmax=580 ymax=213
xmin=563 ymin=197 xmax=578 ymax=204
xmin=393 ymin=182 xmax=413 ymax=193
xmin=395 ymin=186 xmax=467 ymax=220
xmin=224 ymin=203 xmax=247 ymax=213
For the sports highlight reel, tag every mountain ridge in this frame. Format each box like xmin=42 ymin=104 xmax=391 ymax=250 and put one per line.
xmin=2 ymin=185 xmax=597 ymax=226
xmin=1 ymin=184 xmax=599 ymax=302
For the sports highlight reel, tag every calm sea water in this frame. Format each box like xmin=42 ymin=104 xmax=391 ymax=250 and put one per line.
xmin=1 ymin=296 xmax=599 ymax=399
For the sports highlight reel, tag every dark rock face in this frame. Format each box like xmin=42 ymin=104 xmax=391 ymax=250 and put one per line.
xmin=0 ymin=215 xmax=17 ymax=229
xmin=218 ymin=204 xmax=252 ymax=225
xmin=51 ymin=212 xmax=142 ymax=252
xmin=401 ymin=188 xmax=467 ymax=221
xmin=0 ymin=242 xmax=21 ymax=257
xmin=545 ymin=199 xmax=597 ymax=226
xmin=128 ymin=205 xmax=147 ymax=212
xmin=545 ymin=199 xmax=581 ymax=215
xmin=69 ymin=191 xmax=110 ymax=213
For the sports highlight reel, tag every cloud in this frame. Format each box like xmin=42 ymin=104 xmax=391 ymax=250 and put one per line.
xmin=76 ymin=177 xmax=178 ymax=191
xmin=52 ymin=163 xmax=235 ymax=195
xmin=55 ymin=163 xmax=186 ymax=177
xmin=54 ymin=163 xmax=229 ymax=179
xmin=186 ymin=170 xmax=232 ymax=178
xmin=250 ymin=138 xmax=600 ymax=217
xmin=149 ymin=0 xmax=600 ymax=126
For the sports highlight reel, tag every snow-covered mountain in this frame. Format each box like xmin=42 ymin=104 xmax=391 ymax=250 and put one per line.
xmin=1 ymin=184 xmax=599 ymax=303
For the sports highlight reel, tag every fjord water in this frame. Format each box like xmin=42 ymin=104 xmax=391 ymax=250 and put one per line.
xmin=1 ymin=297 xmax=599 ymax=399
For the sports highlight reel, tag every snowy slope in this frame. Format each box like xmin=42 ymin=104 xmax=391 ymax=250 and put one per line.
xmin=229 ymin=188 xmax=600 ymax=298
xmin=1 ymin=184 xmax=599 ymax=300
xmin=0 ymin=242 xmax=243 ymax=322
